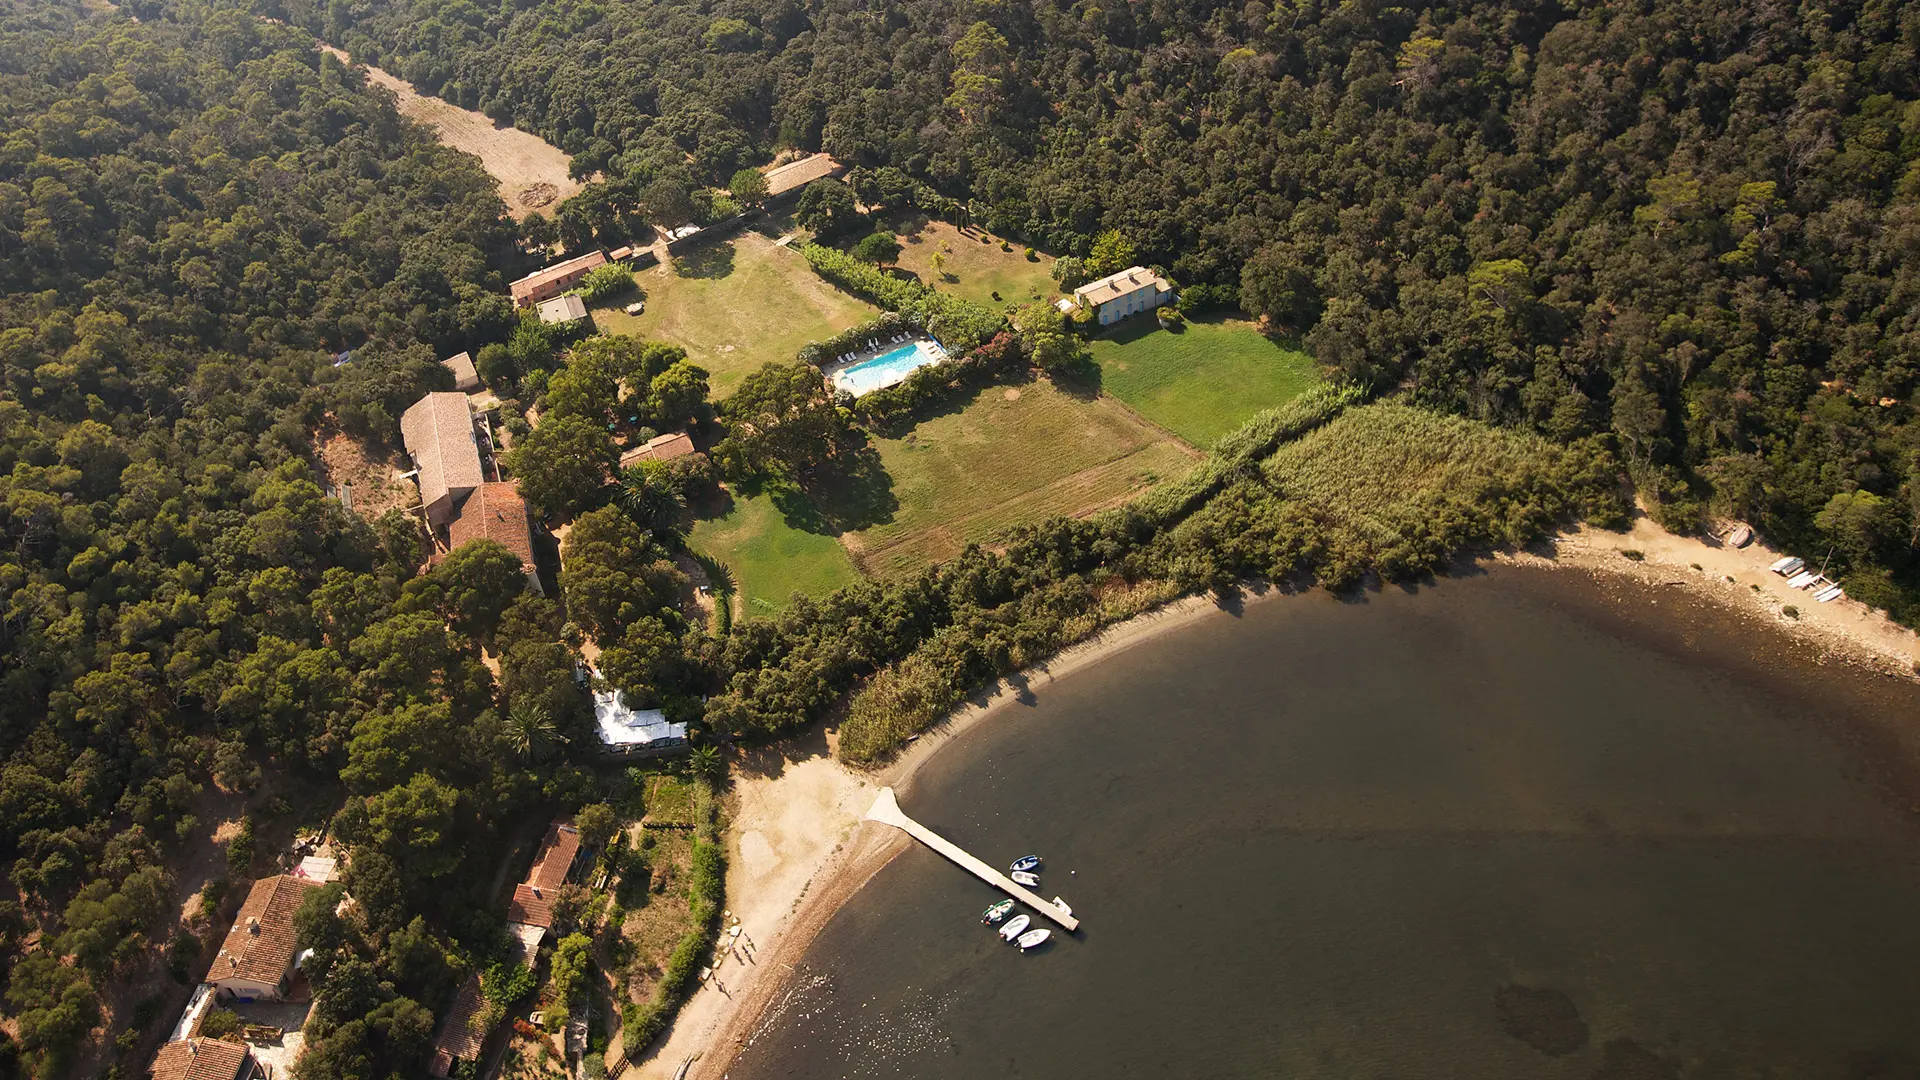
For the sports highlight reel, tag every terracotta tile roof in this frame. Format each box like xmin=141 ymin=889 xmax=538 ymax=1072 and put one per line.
xmin=400 ymin=393 xmax=483 ymax=519
xmin=762 ymin=153 xmax=843 ymax=197
xmin=212 ymin=875 xmax=319 ymax=986
xmin=535 ymin=294 xmax=587 ymax=324
xmin=509 ymin=251 xmax=607 ymax=305
xmin=445 ymin=481 xmax=535 ymax=572
xmin=505 ymin=822 xmax=581 ymax=928
xmin=428 ymin=974 xmax=487 ymax=1077
xmin=442 ymin=352 xmax=479 ymax=393
xmin=149 ymin=1039 xmax=254 ymax=1080
xmin=618 ymin=431 xmax=695 ymax=468
xmin=1073 ymin=266 xmax=1172 ymax=307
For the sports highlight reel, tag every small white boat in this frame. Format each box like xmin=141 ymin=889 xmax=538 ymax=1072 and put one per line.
xmin=1814 ymin=584 xmax=1845 ymax=603
xmin=998 ymin=914 xmax=1030 ymax=942
xmin=1770 ymin=556 xmax=1804 ymax=575
xmin=1051 ymin=897 xmax=1072 ymax=916
xmin=1787 ymin=570 xmax=1820 ymax=589
xmin=1010 ymin=870 xmax=1040 ymax=888
xmin=1016 ymin=928 xmax=1051 ymax=951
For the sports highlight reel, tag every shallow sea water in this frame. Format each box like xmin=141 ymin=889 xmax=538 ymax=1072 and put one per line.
xmin=726 ymin=566 xmax=1920 ymax=1079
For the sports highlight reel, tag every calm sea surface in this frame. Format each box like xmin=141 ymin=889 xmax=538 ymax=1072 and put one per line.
xmin=726 ymin=566 xmax=1920 ymax=1079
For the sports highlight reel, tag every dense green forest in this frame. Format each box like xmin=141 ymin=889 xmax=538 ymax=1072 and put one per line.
xmin=270 ymin=0 xmax=1920 ymax=619
xmin=0 ymin=6 xmax=598 ymax=1079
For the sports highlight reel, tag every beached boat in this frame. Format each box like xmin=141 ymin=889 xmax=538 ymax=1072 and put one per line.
xmin=1009 ymin=855 xmax=1042 ymax=873
xmin=1051 ymin=897 xmax=1072 ymax=917
xmin=1771 ymin=556 xmax=1805 ymax=575
xmin=1725 ymin=523 xmax=1753 ymax=548
xmin=981 ymin=899 xmax=1016 ymax=925
xmin=1010 ymin=870 xmax=1041 ymax=888
xmin=1016 ymin=928 xmax=1051 ymax=951
xmin=998 ymin=914 xmax=1031 ymax=942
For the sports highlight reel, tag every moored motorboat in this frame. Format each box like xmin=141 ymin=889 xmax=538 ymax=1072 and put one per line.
xmin=1010 ymin=870 xmax=1040 ymax=888
xmin=1009 ymin=855 xmax=1042 ymax=873
xmin=1016 ymin=928 xmax=1051 ymax=951
xmin=998 ymin=913 xmax=1031 ymax=942
xmin=981 ymin=899 xmax=1015 ymax=925
xmin=1051 ymin=896 xmax=1072 ymax=917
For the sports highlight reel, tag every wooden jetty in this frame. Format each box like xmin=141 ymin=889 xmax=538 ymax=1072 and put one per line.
xmin=863 ymin=787 xmax=1080 ymax=931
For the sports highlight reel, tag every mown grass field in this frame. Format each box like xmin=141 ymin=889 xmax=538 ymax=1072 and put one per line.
xmin=886 ymin=215 xmax=1058 ymax=309
xmin=591 ymin=232 xmax=878 ymax=397
xmin=689 ymin=491 xmax=860 ymax=617
xmin=847 ymin=380 xmax=1198 ymax=577
xmin=1089 ymin=317 xmax=1322 ymax=446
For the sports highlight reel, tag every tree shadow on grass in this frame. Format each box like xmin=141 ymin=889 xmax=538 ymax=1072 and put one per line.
xmin=674 ymin=239 xmax=736 ymax=280
xmin=767 ymin=443 xmax=898 ymax=534
xmin=1051 ymin=356 xmax=1103 ymax=400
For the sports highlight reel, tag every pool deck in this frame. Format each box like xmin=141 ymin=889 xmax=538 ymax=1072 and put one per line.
xmin=822 ymin=334 xmax=949 ymax=396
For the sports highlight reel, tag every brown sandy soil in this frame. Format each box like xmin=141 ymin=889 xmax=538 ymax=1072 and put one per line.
xmin=312 ymin=428 xmax=415 ymax=520
xmin=1514 ymin=507 xmax=1919 ymax=679
xmin=316 ymin=45 xmax=584 ymax=219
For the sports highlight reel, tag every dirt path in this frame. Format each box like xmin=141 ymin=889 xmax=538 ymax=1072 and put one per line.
xmin=317 ymin=45 xmax=584 ymax=218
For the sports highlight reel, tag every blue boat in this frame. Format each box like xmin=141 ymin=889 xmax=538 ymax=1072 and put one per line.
xmin=1009 ymin=855 xmax=1042 ymax=873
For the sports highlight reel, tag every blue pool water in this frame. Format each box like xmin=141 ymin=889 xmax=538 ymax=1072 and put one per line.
xmin=831 ymin=339 xmax=947 ymax=396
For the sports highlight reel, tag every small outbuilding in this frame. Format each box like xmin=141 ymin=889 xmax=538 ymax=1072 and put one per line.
xmin=441 ymin=351 xmax=480 ymax=393
xmin=593 ymin=689 xmax=689 ymax=759
xmin=210 ymin=875 xmax=322 ymax=1002
xmin=618 ymin=431 xmax=696 ymax=469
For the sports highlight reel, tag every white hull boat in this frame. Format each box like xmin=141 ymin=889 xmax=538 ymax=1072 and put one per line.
xmin=1016 ymin=928 xmax=1051 ymax=951
xmin=1010 ymin=870 xmax=1041 ymax=888
xmin=998 ymin=914 xmax=1031 ymax=942
xmin=1051 ymin=897 xmax=1072 ymax=916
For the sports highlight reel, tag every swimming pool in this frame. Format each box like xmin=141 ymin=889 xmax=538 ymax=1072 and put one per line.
xmin=830 ymin=339 xmax=948 ymax=396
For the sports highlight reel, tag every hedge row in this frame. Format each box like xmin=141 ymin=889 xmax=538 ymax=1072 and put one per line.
xmin=798 ymin=243 xmax=1004 ymax=353
xmin=620 ymin=797 xmax=725 ymax=1055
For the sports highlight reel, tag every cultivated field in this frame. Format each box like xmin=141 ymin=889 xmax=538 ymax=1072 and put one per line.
xmin=592 ymin=233 xmax=879 ymax=397
xmin=887 ymin=215 xmax=1058 ymax=309
xmin=690 ymin=491 xmax=861 ymax=616
xmin=846 ymin=382 xmax=1198 ymax=577
xmin=320 ymin=46 xmax=584 ymax=218
xmin=1089 ymin=317 xmax=1322 ymax=446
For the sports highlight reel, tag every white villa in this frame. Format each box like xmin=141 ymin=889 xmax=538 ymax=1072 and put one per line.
xmin=1073 ymin=266 xmax=1174 ymax=325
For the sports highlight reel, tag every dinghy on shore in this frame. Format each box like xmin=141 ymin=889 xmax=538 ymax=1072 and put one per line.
xmin=1771 ymin=556 xmax=1804 ymax=575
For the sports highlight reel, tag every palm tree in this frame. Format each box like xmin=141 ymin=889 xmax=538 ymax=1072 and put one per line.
xmin=507 ymin=701 xmax=566 ymax=763
xmin=688 ymin=744 xmax=724 ymax=786
xmin=615 ymin=462 xmax=688 ymax=538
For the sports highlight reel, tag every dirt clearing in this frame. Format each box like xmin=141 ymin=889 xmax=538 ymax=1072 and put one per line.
xmin=318 ymin=45 xmax=585 ymax=218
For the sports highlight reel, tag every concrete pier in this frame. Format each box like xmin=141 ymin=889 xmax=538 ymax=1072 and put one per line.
xmin=863 ymin=787 xmax=1080 ymax=931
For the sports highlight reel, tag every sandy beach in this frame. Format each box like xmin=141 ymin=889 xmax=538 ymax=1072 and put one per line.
xmin=633 ymin=514 xmax=1919 ymax=1080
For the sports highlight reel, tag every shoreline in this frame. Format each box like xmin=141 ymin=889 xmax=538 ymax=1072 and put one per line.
xmin=641 ymin=517 xmax=1918 ymax=1080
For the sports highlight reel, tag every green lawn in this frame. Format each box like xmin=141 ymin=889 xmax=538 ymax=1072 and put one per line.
xmin=845 ymin=380 xmax=1198 ymax=578
xmin=590 ymin=232 xmax=879 ymax=397
xmin=689 ymin=491 xmax=860 ymax=617
xmin=886 ymin=215 xmax=1058 ymax=309
xmin=1089 ymin=317 xmax=1322 ymax=447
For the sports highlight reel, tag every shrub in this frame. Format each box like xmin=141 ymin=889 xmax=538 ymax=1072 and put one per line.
xmin=799 ymin=243 xmax=1004 ymax=352
xmin=1622 ymin=549 xmax=1645 ymax=561
xmin=1782 ymin=604 xmax=1799 ymax=618
xmin=577 ymin=264 xmax=634 ymax=305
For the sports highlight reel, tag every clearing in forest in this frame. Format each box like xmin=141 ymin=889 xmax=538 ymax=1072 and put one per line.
xmin=591 ymin=232 xmax=880 ymax=398
xmin=689 ymin=491 xmax=862 ymax=616
xmin=843 ymin=380 xmax=1198 ymax=578
xmin=1089 ymin=317 xmax=1322 ymax=447
xmin=886 ymin=215 xmax=1058 ymax=310
xmin=318 ymin=45 xmax=583 ymax=218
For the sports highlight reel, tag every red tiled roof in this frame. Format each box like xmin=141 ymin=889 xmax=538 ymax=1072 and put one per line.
xmin=400 ymin=393 xmax=484 ymax=519
xmin=509 ymin=251 xmax=607 ymax=304
xmin=212 ymin=876 xmax=320 ymax=988
xmin=762 ymin=154 xmax=842 ymax=197
xmin=505 ymin=822 xmax=581 ymax=929
xmin=428 ymin=974 xmax=486 ymax=1077
xmin=445 ymin=482 xmax=535 ymax=572
xmin=618 ymin=431 xmax=695 ymax=468
xmin=149 ymin=1039 xmax=253 ymax=1080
